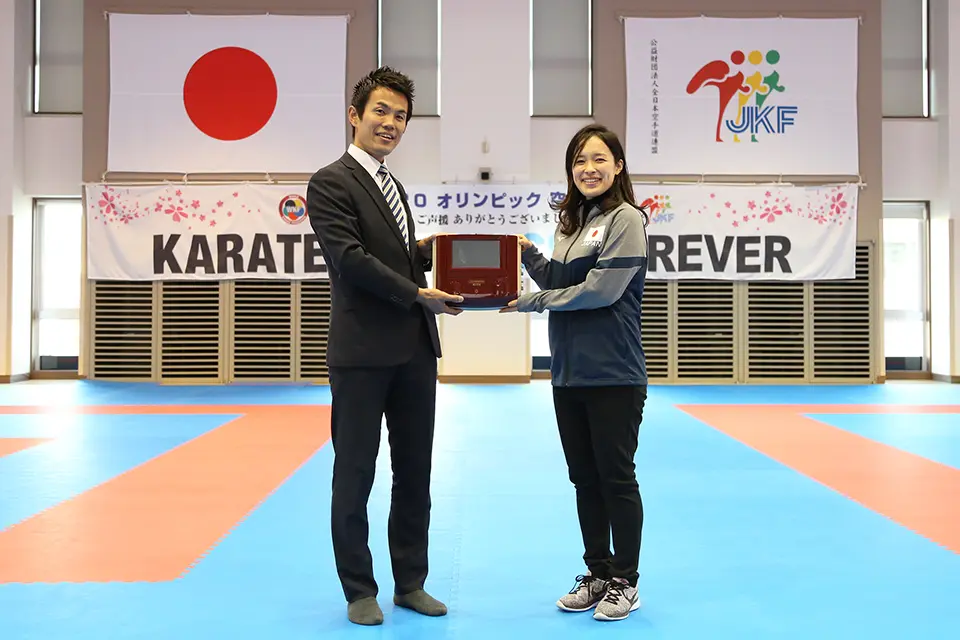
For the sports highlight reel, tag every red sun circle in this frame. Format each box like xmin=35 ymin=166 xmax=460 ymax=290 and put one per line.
xmin=182 ymin=46 xmax=278 ymax=141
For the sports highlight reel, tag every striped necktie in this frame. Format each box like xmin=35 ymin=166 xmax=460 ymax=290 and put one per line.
xmin=377 ymin=164 xmax=409 ymax=250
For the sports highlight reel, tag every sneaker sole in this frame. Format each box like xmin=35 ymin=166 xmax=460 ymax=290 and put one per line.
xmin=556 ymin=599 xmax=600 ymax=612
xmin=592 ymin=598 xmax=640 ymax=621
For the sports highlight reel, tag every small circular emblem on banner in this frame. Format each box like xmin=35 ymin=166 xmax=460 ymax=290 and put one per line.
xmin=279 ymin=195 xmax=307 ymax=224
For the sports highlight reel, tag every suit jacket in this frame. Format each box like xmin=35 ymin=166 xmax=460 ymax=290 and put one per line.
xmin=306 ymin=150 xmax=441 ymax=368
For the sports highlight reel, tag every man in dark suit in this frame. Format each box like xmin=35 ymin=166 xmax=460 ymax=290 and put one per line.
xmin=306 ymin=66 xmax=463 ymax=626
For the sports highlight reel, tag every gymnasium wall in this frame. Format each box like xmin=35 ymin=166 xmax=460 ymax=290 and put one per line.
xmin=59 ymin=0 xmax=884 ymax=383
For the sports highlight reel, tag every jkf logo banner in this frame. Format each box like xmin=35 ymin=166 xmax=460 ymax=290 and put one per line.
xmin=624 ymin=17 xmax=859 ymax=176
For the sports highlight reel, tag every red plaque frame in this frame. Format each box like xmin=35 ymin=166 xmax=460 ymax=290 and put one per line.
xmin=432 ymin=234 xmax=521 ymax=309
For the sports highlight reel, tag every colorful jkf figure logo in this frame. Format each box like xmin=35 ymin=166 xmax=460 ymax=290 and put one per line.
xmin=686 ymin=49 xmax=795 ymax=143
xmin=639 ymin=194 xmax=673 ymax=224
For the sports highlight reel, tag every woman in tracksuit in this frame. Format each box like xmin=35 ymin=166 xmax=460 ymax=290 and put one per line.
xmin=501 ymin=124 xmax=649 ymax=622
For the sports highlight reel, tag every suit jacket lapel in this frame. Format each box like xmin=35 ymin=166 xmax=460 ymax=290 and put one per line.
xmin=341 ymin=153 xmax=410 ymax=254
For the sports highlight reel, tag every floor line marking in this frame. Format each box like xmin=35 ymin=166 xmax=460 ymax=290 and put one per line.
xmin=678 ymin=404 xmax=960 ymax=555
xmin=0 ymin=406 xmax=330 ymax=583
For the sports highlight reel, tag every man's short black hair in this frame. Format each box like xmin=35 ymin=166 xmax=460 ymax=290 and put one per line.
xmin=350 ymin=66 xmax=416 ymax=120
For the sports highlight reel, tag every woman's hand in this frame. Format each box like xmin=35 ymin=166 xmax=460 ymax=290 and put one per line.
xmin=516 ymin=234 xmax=534 ymax=250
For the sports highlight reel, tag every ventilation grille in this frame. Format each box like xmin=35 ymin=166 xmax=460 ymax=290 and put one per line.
xmin=159 ymin=282 xmax=222 ymax=381
xmin=298 ymin=280 xmax=332 ymax=381
xmin=90 ymin=281 xmax=154 ymax=380
xmin=745 ymin=281 xmax=806 ymax=380
xmin=641 ymin=280 xmax=670 ymax=380
xmin=676 ymin=281 xmax=736 ymax=380
xmin=231 ymin=281 xmax=294 ymax=381
xmin=811 ymin=244 xmax=872 ymax=380
xmin=85 ymin=244 xmax=875 ymax=384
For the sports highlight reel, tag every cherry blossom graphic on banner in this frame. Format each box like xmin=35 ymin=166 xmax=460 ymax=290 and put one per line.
xmin=641 ymin=185 xmax=854 ymax=230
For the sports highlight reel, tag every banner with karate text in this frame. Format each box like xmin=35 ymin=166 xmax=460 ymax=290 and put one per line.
xmin=84 ymin=182 xmax=858 ymax=282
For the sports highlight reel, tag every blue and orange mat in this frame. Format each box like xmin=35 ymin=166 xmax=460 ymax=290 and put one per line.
xmin=0 ymin=380 xmax=958 ymax=638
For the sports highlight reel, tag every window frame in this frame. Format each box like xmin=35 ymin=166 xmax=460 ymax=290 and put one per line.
xmin=32 ymin=0 xmax=84 ymax=115
xmin=377 ymin=0 xmax=442 ymax=117
xmin=31 ymin=197 xmax=84 ymax=373
xmin=881 ymin=200 xmax=931 ymax=374
xmin=881 ymin=0 xmax=930 ymax=119
xmin=529 ymin=0 xmax=593 ymax=117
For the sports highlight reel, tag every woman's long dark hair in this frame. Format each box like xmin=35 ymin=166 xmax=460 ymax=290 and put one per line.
xmin=551 ymin=124 xmax=648 ymax=236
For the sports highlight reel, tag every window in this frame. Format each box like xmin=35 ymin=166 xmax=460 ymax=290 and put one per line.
xmin=379 ymin=0 xmax=440 ymax=116
xmin=530 ymin=0 xmax=591 ymax=116
xmin=882 ymin=201 xmax=929 ymax=372
xmin=33 ymin=0 xmax=84 ymax=113
xmin=881 ymin=0 xmax=928 ymax=117
xmin=32 ymin=199 xmax=83 ymax=371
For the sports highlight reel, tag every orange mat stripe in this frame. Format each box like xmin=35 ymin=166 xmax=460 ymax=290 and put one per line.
xmin=0 ymin=406 xmax=330 ymax=583
xmin=0 ymin=438 xmax=50 ymax=458
xmin=678 ymin=404 xmax=960 ymax=554
xmin=708 ymin=404 xmax=960 ymax=415
xmin=0 ymin=404 xmax=296 ymax=415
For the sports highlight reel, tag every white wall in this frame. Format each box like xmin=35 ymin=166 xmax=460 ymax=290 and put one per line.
xmin=881 ymin=119 xmax=939 ymax=200
xmin=24 ymin=115 xmax=84 ymax=197
xmin=12 ymin=115 xmax=84 ymax=198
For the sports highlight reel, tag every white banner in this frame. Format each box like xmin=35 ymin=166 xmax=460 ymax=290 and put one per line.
xmin=84 ymin=182 xmax=858 ymax=281
xmin=106 ymin=13 xmax=347 ymax=174
xmin=85 ymin=183 xmax=325 ymax=280
xmin=632 ymin=183 xmax=858 ymax=280
xmin=624 ymin=17 xmax=859 ymax=176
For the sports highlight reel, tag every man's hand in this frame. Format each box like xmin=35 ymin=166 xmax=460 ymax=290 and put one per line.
xmin=417 ymin=288 xmax=464 ymax=315
xmin=417 ymin=234 xmax=438 ymax=259
xmin=498 ymin=299 xmax=519 ymax=313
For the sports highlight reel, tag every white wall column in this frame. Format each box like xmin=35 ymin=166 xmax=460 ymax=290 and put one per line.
xmin=928 ymin=0 xmax=960 ymax=379
xmin=0 ymin=0 xmax=37 ymax=381
xmin=435 ymin=0 xmax=532 ymax=380
xmin=0 ymin=0 xmax=15 ymax=378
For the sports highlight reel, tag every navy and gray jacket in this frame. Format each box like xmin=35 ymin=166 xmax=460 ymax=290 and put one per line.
xmin=516 ymin=201 xmax=649 ymax=387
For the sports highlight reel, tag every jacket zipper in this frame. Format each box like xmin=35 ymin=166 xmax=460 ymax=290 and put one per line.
xmin=557 ymin=221 xmax=587 ymax=386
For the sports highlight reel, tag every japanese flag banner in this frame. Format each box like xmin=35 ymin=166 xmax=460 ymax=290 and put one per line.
xmin=106 ymin=13 xmax=348 ymax=175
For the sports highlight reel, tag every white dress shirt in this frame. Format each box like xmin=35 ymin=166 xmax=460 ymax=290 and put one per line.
xmin=348 ymin=143 xmax=387 ymax=181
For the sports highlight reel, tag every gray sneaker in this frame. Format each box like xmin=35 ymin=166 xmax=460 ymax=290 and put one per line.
xmin=593 ymin=577 xmax=640 ymax=621
xmin=556 ymin=573 xmax=609 ymax=612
